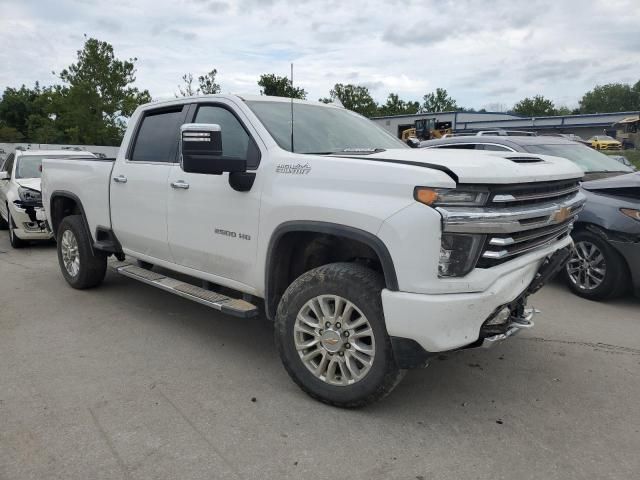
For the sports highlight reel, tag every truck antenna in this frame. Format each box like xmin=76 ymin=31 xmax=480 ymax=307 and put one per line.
xmin=290 ymin=63 xmax=294 ymax=153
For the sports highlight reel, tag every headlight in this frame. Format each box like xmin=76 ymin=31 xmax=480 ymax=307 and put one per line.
xmin=620 ymin=208 xmax=640 ymax=222
xmin=415 ymin=187 xmax=489 ymax=207
xmin=438 ymin=233 xmax=485 ymax=277
xmin=18 ymin=186 xmax=42 ymax=202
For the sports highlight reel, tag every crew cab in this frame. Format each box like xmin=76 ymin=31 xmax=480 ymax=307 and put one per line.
xmin=41 ymin=95 xmax=585 ymax=407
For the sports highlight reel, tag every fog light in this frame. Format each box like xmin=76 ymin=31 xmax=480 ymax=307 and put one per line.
xmin=486 ymin=307 xmax=511 ymax=326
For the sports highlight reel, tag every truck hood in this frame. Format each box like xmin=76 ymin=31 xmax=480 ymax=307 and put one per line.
xmin=337 ymin=149 xmax=584 ymax=184
xmin=15 ymin=178 xmax=42 ymax=192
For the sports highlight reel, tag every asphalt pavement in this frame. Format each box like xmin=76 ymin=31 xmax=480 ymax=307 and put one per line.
xmin=1 ymin=232 xmax=638 ymax=480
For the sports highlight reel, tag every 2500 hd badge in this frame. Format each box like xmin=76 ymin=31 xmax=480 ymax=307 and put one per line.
xmin=215 ymin=228 xmax=251 ymax=240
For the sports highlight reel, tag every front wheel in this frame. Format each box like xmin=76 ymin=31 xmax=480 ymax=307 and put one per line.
xmin=275 ymin=263 xmax=403 ymax=408
xmin=8 ymin=209 xmax=26 ymax=248
xmin=57 ymin=215 xmax=107 ymax=289
xmin=563 ymin=230 xmax=628 ymax=300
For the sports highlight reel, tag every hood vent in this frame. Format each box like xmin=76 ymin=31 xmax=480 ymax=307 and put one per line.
xmin=505 ymin=156 xmax=544 ymax=163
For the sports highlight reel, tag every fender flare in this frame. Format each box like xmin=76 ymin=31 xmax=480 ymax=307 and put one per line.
xmin=264 ymin=220 xmax=399 ymax=319
xmin=49 ymin=190 xmax=94 ymax=244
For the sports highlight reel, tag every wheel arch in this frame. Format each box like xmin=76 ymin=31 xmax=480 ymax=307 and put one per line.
xmin=49 ymin=191 xmax=93 ymax=245
xmin=264 ymin=221 xmax=399 ymax=320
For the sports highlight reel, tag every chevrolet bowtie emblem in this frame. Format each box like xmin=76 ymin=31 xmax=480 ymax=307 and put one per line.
xmin=324 ymin=338 xmax=339 ymax=345
xmin=553 ymin=207 xmax=571 ymax=223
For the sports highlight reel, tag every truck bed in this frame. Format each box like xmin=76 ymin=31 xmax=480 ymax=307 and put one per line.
xmin=41 ymin=156 xmax=114 ymax=241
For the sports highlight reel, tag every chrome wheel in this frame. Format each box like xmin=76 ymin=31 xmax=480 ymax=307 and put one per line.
xmin=294 ymin=295 xmax=376 ymax=386
xmin=61 ymin=230 xmax=80 ymax=277
xmin=566 ymin=241 xmax=606 ymax=290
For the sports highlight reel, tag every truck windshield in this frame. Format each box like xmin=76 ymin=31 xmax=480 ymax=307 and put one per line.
xmin=245 ymin=100 xmax=407 ymax=154
xmin=15 ymin=155 xmax=70 ymax=179
xmin=523 ymin=143 xmax=633 ymax=173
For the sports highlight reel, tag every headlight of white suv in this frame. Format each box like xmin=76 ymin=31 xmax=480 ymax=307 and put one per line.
xmin=18 ymin=186 xmax=42 ymax=203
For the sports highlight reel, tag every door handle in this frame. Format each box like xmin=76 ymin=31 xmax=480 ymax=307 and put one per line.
xmin=113 ymin=175 xmax=128 ymax=184
xmin=171 ymin=180 xmax=190 ymax=190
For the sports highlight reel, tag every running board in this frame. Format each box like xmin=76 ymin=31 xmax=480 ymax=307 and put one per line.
xmin=110 ymin=261 xmax=258 ymax=318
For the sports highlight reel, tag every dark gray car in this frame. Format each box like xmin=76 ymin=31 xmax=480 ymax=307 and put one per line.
xmin=421 ymin=135 xmax=640 ymax=300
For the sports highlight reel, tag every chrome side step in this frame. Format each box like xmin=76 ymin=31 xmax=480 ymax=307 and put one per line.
xmin=110 ymin=261 xmax=258 ymax=318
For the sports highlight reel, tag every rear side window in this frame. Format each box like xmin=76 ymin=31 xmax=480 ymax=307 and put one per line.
xmin=432 ymin=143 xmax=477 ymax=150
xmin=131 ymin=108 xmax=185 ymax=162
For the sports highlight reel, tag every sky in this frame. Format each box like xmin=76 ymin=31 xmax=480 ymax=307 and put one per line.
xmin=0 ymin=0 xmax=639 ymax=110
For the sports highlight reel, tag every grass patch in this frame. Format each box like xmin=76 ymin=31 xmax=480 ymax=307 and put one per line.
xmin=604 ymin=150 xmax=640 ymax=169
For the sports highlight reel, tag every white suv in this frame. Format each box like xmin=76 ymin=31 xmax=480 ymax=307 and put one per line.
xmin=0 ymin=149 xmax=93 ymax=248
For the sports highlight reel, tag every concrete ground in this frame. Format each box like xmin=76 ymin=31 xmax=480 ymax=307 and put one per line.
xmin=1 ymin=232 xmax=639 ymax=480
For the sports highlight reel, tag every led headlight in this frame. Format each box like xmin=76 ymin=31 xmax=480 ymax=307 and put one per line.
xmin=415 ymin=187 xmax=489 ymax=207
xmin=18 ymin=186 xmax=42 ymax=202
xmin=438 ymin=233 xmax=485 ymax=277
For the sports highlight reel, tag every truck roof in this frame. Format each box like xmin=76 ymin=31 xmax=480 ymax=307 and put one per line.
xmin=142 ymin=94 xmax=344 ymax=110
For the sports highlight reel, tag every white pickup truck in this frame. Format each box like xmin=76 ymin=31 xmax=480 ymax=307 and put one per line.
xmin=41 ymin=95 xmax=585 ymax=407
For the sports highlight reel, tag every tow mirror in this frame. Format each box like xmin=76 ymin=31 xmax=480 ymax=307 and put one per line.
xmin=180 ymin=123 xmax=246 ymax=175
xmin=0 ymin=171 xmax=9 ymax=181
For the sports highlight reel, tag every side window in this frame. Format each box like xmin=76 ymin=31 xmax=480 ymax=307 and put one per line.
xmin=194 ymin=105 xmax=260 ymax=168
xmin=2 ymin=154 xmax=15 ymax=176
xmin=131 ymin=108 xmax=185 ymax=162
xmin=480 ymin=144 xmax=512 ymax=151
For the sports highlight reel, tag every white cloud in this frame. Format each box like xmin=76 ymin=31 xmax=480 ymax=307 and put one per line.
xmin=0 ymin=0 xmax=638 ymax=109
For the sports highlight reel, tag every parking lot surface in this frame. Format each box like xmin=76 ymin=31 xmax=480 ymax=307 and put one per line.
xmin=1 ymin=232 xmax=639 ymax=480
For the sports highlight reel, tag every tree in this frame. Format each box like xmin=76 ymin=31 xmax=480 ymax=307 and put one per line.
xmin=421 ymin=88 xmax=458 ymax=113
xmin=198 ymin=69 xmax=221 ymax=94
xmin=57 ymin=36 xmax=151 ymax=145
xmin=512 ymin=95 xmax=556 ymax=116
xmin=377 ymin=93 xmax=420 ymax=116
xmin=555 ymin=106 xmax=572 ymax=116
xmin=0 ymin=125 xmax=24 ymax=142
xmin=177 ymin=69 xmax=221 ymax=96
xmin=177 ymin=73 xmax=198 ymax=97
xmin=258 ymin=73 xmax=306 ymax=99
xmin=322 ymin=83 xmax=378 ymax=117
xmin=579 ymin=82 xmax=640 ymax=113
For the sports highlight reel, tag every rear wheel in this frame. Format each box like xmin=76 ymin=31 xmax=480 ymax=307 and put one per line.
xmin=8 ymin=209 xmax=26 ymax=248
xmin=564 ymin=230 xmax=628 ymax=300
xmin=275 ymin=262 xmax=403 ymax=408
xmin=57 ymin=215 xmax=107 ymax=289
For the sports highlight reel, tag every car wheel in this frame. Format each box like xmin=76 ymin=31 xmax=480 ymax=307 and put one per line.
xmin=57 ymin=215 xmax=107 ymax=289
xmin=564 ymin=230 xmax=629 ymax=300
xmin=275 ymin=262 xmax=404 ymax=408
xmin=0 ymin=208 xmax=8 ymax=230
xmin=8 ymin=209 xmax=26 ymax=248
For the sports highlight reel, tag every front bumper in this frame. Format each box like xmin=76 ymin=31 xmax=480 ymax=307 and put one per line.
xmin=10 ymin=204 xmax=52 ymax=240
xmin=384 ymin=245 xmax=571 ymax=367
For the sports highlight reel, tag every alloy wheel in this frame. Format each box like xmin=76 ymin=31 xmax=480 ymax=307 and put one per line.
xmin=61 ymin=230 xmax=80 ymax=277
xmin=294 ymin=295 xmax=376 ymax=386
xmin=566 ymin=240 xmax=606 ymax=290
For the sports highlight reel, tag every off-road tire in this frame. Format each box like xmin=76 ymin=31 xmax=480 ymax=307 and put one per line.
xmin=8 ymin=209 xmax=26 ymax=248
xmin=275 ymin=262 xmax=404 ymax=408
xmin=57 ymin=215 xmax=107 ymax=289
xmin=563 ymin=229 xmax=629 ymax=300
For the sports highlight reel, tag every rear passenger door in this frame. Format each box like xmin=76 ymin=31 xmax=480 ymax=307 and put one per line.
xmin=110 ymin=106 xmax=188 ymax=261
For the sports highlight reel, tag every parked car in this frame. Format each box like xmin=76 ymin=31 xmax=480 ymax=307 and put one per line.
xmin=421 ymin=135 xmax=639 ymax=300
xmin=0 ymin=149 xmax=94 ymax=248
xmin=589 ymin=135 xmax=622 ymax=150
xmin=41 ymin=95 xmax=584 ymax=407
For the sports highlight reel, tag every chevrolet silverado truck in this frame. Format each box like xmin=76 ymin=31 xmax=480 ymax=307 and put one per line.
xmin=41 ymin=95 xmax=585 ymax=407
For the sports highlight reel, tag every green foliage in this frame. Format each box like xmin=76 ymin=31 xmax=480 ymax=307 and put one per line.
xmin=513 ymin=95 xmax=556 ymax=116
xmin=177 ymin=69 xmax=221 ymax=96
xmin=378 ymin=93 xmax=420 ymax=116
xmin=258 ymin=74 xmax=306 ymax=99
xmin=579 ymin=82 xmax=640 ymax=113
xmin=323 ymin=83 xmax=378 ymax=117
xmin=421 ymin=88 xmax=458 ymax=113
xmin=56 ymin=37 xmax=151 ymax=145
xmin=0 ymin=37 xmax=150 ymax=146
xmin=198 ymin=69 xmax=221 ymax=94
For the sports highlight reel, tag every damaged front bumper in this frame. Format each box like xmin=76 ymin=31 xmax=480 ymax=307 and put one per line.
xmin=385 ymin=245 xmax=572 ymax=369
xmin=10 ymin=200 xmax=52 ymax=240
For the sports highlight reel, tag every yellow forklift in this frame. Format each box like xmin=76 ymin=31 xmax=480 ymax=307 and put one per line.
xmin=401 ymin=118 xmax=453 ymax=142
